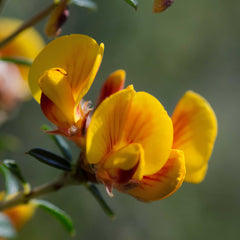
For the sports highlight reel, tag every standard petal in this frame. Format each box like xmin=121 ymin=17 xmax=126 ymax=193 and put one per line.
xmin=86 ymin=88 xmax=173 ymax=177
xmin=28 ymin=34 xmax=104 ymax=103
xmin=86 ymin=88 xmax=135 ymax=165
xmin=119 ymin=149 xmax=185 ymax=202
xmin=172 ymin=91 xmax=217 ymax=183
xmin=124 ymin=91 xmax=173 ymax=176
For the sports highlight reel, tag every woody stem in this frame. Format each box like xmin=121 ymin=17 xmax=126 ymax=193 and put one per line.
xmin=0 ymin=172 xmax=77 ymax=211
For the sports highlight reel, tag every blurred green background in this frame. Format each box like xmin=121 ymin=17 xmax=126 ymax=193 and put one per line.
xmin=1 ymin=0 xmax=240 ymax=239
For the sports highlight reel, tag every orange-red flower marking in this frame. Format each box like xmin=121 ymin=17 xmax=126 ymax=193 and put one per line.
xmin=86 ymin=88 xmax=217 ymax=202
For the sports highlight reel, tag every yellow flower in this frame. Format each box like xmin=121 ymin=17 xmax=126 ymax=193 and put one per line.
xmin=0 ymin=18 xmax=45 ymax=81
xmin=28 ymin=34 xmax=104 ymax=146
xmin=0 ymin=193 xmax=35 ymax=238
xmin=0 ymin=18 xmax=44 ymax=123
xmin=3 ymin=204 xmax=36 ymax=231
xmin=86 ymin=88 xmax=217 ymax=201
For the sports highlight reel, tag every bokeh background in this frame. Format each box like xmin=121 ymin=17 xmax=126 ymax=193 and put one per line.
xmin=1 ymin=0 xmax=240 ymax=239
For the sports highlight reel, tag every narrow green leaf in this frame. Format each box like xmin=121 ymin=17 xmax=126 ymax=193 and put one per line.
xmin=0 ymin=213 xmax=17 ymax=239
xmin=85 ymin=183 xmax=114 ymax=219
xmin=3 ymin=159 xmax=27 ymax=184
xmin=0 ymin=164 xmax=19 ymax=196
xmin=71 ymin=0 xmax=97 ymax=11
xmin=124 ymin=0 xmax=138 ymax=10
xmin=0 ymin=56 xmax=32 ymax=66
xmin=41 ymin=125 xmax=72 ymax=162
xmin=27 ymin=148 xmax=72 ymax=171
xmin=31 ymin=199 xmax=75 ymax=236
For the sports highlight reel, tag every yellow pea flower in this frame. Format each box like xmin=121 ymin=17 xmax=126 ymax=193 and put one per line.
xmin=86 ymin=88 xmax=217 ymax=202
xmin=28 ymin=34 xmax=104 ymax=146
xmin=0 ymin=18 xmax=44 ymax=123
xmin=0 ymin=18 xmax=45 ymax=82
xmin=0 ymin=193 xmax=35 ymax=239
xmin=2 ymin=204 xmax=36 ymax=230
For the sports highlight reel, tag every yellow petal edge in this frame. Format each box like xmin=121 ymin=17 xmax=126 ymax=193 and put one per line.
xmin=28 ymin=34 xmax=104 ymax=103
xmin=172 ymin=91 xmax=217 ymax=183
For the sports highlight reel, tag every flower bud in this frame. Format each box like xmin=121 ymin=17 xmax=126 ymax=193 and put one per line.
xmin=153 ymin=0 xmax=175 ymax=13
xmin=96 ymin=70 xmax=125 ymax=106
xmin=45 ymin=0 xmax=69 ymax=37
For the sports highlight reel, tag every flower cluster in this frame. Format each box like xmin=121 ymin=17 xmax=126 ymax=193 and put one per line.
xmin=28 ymin=34 xmax=217 ymax=202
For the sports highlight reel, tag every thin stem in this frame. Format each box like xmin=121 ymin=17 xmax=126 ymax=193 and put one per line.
xmin=0 ymin=3 xmax=56 ymax=50
xmin=0 ymin=154 xmax=114 ymax=218
xmin=0 ymin=172 xmax=75 ymax=211
xmin=0 ymin=57 xmax=32 ymax=66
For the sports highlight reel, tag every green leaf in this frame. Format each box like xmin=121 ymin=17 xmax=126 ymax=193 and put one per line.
xmin=0 ymin=56 xmax=32 ymax=66
xmin=2 ymin=159 xmax=30 ymax=193
xmin=27 ymin=148 xmax=72 ymax=171
xmin=31 ymin=199 xmax=75 ymax=236
xmin=41 ymin=125 xmax=72 ymax=162
xmin=0 ymin=213 xmax=17 ymax=239
xmin=0 ymin=164 xmax=19 ymax=196
xmin=85 ymin=183 xmax=115 ymax=219
xmin=124 ymin=0 xmax=138 ymax=10
xmin=2 ymin=159 xmax=27 ymax=184
xmin=71 ymin=0 xmax=97 ymax=11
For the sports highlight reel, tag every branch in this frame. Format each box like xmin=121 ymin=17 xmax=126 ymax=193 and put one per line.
xmin=0 ymin=3 xmax=56 ymax=49
xmin=0 ymin=172 xmax=76 ymax=211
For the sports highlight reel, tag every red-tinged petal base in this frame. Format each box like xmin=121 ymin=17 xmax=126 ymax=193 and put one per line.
xmin=40 ymin=93 xmax=70 ymax=128
xmin=117 ymin=149 xmax=186 ymax=202
xmin=41 ymin=93 xmax=89 ymax=147
xmin=153 ymin=0 xmax=174 ymax=13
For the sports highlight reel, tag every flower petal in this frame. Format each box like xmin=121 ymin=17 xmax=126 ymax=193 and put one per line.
xmin=104 ymin=143 xmax=145 ymax=181
xmin=3 ymin=203 xmax=36 ymax=230
xmin=119 ymin=149 xmax=185 ymax=202
xmin=38 ymin=68 xmax=75 ymax=125
xmin=125 ymin=91 xmax=173 ymax=176
xmin=29 ymin=34 xmax=104 ymax=103
xmin=86 ymin=88 xmax=173 ymax=177
xmin=87 ymin=88 xmax=135 ymax=164
xmin=40 ymin=93 xmax=70 ymax=129
xmin=97 ymin=69 xmax=126 ymax=105
xmin=172 ymin=91 xmax=217 ymax=183
xmin=185 ymin=164 xmax=208 ymax=184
